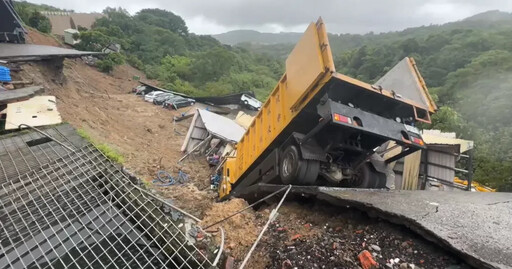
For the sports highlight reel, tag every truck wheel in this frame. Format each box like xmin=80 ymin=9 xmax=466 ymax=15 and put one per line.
xmin=352 ymin=163 xmax=382 ymax=188
xmin=280 ymin=145 xmax=319 ymax=185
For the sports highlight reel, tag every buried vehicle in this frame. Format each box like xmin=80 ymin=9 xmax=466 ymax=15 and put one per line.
xmin=153 ymin=92 xmax=175 ymax=106
xmin=163 ymin=96 xmax=196 ymax=110
xmin=218 ymin=18 xmax=437 ymax=199
xmin=143 ymin=90 xmax=164 ymax=102
xmin=241 ymin=93 xmax=262 ymax=110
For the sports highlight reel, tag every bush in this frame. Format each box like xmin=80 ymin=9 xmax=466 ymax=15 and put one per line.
xmin=126 ymin=54 xmax=144 ymax=70
xmin=95 ymin=53 xmax=126 ymax=73
xmin=107 ymin=52 xmax=125 ymax=65
xmin=28 ymin=11 xmax=52 ymax=33
xmin=144 ymin=65 xmax=160 ymax=79
xmin=96 ymin=59 xmax=114 ymax=73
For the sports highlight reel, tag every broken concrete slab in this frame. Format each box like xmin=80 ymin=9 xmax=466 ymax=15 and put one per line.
xmin=0 ymin=86 xmax=43 ymax=105
xmin=236 ymin=184 xmax=512 ymax=269
xmin=5 ymin=95 xmax=62 ymax=130
xmin=0 ymin=43 xmax=103 ymax=62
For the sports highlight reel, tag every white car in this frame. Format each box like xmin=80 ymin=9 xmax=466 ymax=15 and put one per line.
xmin=144 ymin=91 xmax=165 ymax=103
xmin=240 ymin=94 xmax=262 ymax=110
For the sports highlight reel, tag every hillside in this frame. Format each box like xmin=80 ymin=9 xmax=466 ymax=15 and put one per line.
xmin=214 ymin=10 xmax=512 ymax=58
xmin=213 ymin=29 xmax=302 ymax=45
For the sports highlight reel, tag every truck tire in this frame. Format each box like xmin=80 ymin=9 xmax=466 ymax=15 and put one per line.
xmin=352 ymin=163 xmax=383 ymax=188
xmin=280 ymin=145 xmax=319 ymax=185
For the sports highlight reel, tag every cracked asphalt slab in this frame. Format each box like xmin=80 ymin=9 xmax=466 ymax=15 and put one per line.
xmin=238 ymin=184 xmax=512 ymax=269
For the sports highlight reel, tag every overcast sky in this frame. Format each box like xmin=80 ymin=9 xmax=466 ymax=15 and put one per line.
xmin=27 ymin=0 xmax=512 ymax=34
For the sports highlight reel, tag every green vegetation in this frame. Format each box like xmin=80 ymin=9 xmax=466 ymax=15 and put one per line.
xmin=77 ymin=128 xmax=125 ymax=163
xmin=95 ymin=144 xmax=125 ymax=164
xmin=96 ymin=52 xmax=125 ymax=73
xmin=27 ymin=11 xmax=52 ymax=33
xmin=331 ymin=14 xmax=512 ymax=191
xmin=72 ymin=7 xmax=283 ymax=99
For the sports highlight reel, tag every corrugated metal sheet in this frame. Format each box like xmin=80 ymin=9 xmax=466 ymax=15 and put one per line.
xmin=181 ymin=109 xmax=245 ymax=153
xmin=425 ymin=145 xmax=457 ymax=182
xmin=70 ymin=13 xmax=104 ymax=30
xmin=422 ymin=130 xmax=474 ymax=153
xmin=44 ymin=13 xmax=105 ymax=35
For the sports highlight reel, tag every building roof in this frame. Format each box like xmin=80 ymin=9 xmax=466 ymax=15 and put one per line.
xmin=422 ymin=129 xmax=474 ymax=153
xmin=46 ymin=14 xmax=73 ymax=35
xmin=43 ymin=12 xmax=105 ymax=35
xmin=70 ymin=13 xmax=104 ymax=29
xmin=198 ymin=109 xmax=246 ymax=142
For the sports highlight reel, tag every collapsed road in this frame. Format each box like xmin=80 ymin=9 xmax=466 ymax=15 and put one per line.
xmin=237 ymin=184 xmax=512 ymax=269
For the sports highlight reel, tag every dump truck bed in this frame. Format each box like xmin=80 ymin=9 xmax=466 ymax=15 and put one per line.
xmin=219 ymin=18 xmax=435 ymax=198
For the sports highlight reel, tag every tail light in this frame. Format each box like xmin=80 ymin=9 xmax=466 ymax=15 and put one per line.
xmin=412 ymin=137 xmax=424 ymax=146
xmin=333 ymin=113 xmax=352 ymax=124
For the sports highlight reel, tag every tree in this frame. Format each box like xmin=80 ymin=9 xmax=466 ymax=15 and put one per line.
xmin=190 ymin=48 xmax=235 ymax=84
xmin=75 ymin=31 xmax=111 ymax=52
xmin=28 ymin=11 xmax=52 ymax=33
xmin=135 ymin=9 xmax=188 ymax=36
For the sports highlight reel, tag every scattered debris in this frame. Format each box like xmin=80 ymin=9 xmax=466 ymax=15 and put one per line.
xmin=0 ymin=65 xmax=11 ymax=82
xmin=259 ymin=202 xmax=468 ymax=269
xmin=152 ymin=169 xmax=189 ymax=186
xmin=359 ymin=250 xmax=379 ymax=269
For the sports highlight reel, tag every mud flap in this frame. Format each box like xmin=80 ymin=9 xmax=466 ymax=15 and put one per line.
xmin=369 ymin=153 xmax=395 ymax=189
xmin=290 ymin=133 xmax=326 ymax=161
xmin=369 ymin=153 xmax=387 ymax=174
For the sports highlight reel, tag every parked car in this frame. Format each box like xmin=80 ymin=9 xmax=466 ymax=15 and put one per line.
xmin=240 ymin=94 xmax=262 ymax=110
xmin=144 ymin=91 xmax=165 ymax=102
xmin=153 ymin=93 xmax=175 ymax=105
xmin=163 ymin=96 xmax=196 ymax=110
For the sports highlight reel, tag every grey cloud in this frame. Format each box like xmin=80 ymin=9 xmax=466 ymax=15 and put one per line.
xmin=27 ymin=0 xmax=512 ymax=34
xmin=166 ymin=0 xmax=512 ymax=33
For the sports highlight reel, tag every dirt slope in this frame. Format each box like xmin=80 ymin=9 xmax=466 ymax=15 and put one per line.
xmin=16 ymin=59 xmax=216 ymax=215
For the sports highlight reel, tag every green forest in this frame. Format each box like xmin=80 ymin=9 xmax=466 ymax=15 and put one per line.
xmin=330 ymin=12 xmax=512 ymax=191
xmin=12 ymin=1 xmax=512 ymax=191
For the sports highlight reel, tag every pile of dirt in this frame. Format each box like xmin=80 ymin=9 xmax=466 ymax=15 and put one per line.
xmin=25 ymin=28 xmax=62 ymax=47
xmin=200 ymin=198 xmax=262 ymax=259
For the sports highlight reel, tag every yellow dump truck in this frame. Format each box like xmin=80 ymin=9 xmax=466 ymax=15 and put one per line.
xmin=219 ymin=18 xmax=437 ymax=199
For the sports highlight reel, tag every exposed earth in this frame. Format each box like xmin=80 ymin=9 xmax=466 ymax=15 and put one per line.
xmin=8 ymin=31 xmax=472 ymax=269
